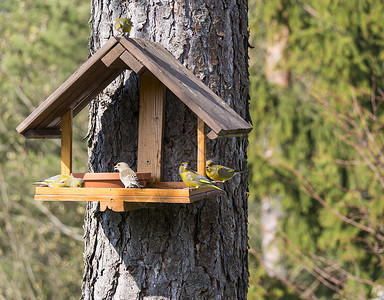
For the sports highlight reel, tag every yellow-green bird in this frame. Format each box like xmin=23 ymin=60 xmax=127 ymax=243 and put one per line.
xmin=33 ymin=174 xmax=84 ymax=188
xmin=206 ymin=160 xmax=243 ymax=182
xmin=114 ymin=162 xmax=143 ymax=188
xmin=114 ymin=17 xmax=133 ymax=36
xmin=179 ymin=162 xmax=222 ymax=190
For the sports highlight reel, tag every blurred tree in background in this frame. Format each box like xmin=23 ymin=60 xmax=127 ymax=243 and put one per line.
xmin=248 ymin=0 xmax=384 ymax=299
xmin=0 ymin=0 xmax=89 ymax=298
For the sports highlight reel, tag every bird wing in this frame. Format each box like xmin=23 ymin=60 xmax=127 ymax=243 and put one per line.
xmin=114 ymin=19 xmax=123 ymax=31
xmin=190 ymin=172 xmax=212 ymax=184
xmin=33 ymin=174 xmax=73 ymax=187
xmin=218 ymin=167 xmax=235 ymax=177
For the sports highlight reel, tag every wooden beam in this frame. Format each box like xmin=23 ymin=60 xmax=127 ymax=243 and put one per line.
xmin=137 ymin=73 xmax=165 ymax=182
xmin=197 ymin=117 xmax=206 ymax=176
xmin=23 ymin=128 xmax=61 ymax=139
xmin=34 ymin=184 xmax=223 ymax=201
xmin=61 ymin=110 xmax=72 ymax=175
xmin=101 ymin=43 xmax=126 ymax=68
xmin=119 ymin=51 xmax=146 ymax=74
xmin=206 ymin=129 xmax=251 ymax=140
xmin=119 ymin=37 xmax=253 ymax=137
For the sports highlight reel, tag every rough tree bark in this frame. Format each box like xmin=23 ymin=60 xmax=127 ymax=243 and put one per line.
xmin=81 ymin=0 xmax=250 ymax=299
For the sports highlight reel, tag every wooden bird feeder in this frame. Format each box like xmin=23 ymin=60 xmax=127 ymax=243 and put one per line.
xmin=16 ymin=36 xmax=252 ymax=212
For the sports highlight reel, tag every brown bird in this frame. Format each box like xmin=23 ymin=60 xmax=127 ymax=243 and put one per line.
xmin=114 ymin=162 xmax=143 ymax=188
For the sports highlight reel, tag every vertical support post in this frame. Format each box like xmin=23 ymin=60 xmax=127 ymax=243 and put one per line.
xmin=61 ymin=110 xmax=73 ymax=175
xmin=197 ymin=117 xmax=206 ymax=176
xmin=137 ymin=72 xmax=165 ymax=182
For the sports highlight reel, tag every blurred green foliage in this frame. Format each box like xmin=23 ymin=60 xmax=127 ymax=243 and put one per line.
xmin=4 ymin=0 xmax=384 ymax=298
xmin=0 ymin=0 xmax=89 ymax=298
xmin=248 ymin=0 xmax=384 ymax=299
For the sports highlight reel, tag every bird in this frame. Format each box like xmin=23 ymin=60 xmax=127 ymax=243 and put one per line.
xmin=179 ymin=162 xmax=222 ymax=190
xmin=33 ymin=174 xmax=84 ymax=188
xmin=114 ymin=17 xmax=133 ymax=36
xmin=205 ymin=160 xmax=243 ymax=182
xmin=114 ymin=162 xmax=143 ymax=188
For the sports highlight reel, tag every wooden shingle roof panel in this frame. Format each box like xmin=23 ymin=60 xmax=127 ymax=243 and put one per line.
xmin=17 ymin=36 xmax=252 ymax=139
xmin=120 ymin=38 xmax=252 ymax=138
xmin=16 ymin=38 xmax=121 ymax=135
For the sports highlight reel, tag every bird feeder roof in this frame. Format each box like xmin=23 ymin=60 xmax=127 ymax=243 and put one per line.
xmin=16 ymin=36 xmax=252 ymax=139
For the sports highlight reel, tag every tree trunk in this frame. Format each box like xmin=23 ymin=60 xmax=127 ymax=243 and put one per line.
xmin=81 ymin=1 xmax=250 ymax=299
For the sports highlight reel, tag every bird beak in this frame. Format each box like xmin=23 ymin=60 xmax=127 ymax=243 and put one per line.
xmin=114 ymin=165 xmax=118 ymax=170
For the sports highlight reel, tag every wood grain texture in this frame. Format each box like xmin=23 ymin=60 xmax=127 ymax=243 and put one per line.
xmin=120 ymin=37 xmax=253 ymax=138
xmin=34 ymin=184 xmax=222 ymax=205
xmin=197 ymin=117 xmax=206 ymax=176
xmin=101 ymin=43 xmax=126 ymax=67
xmin=16 ymin=37 xmax=121 ymax=136
xmin=18 ymin=36 xmax=251 ymax=139
xmin=61 ymin=110 xmax=72 ymax=175
xmin=137 ymin=73 xmax=165 ymax=181
xmin=23 ymin=128 xmax=61 ymax=139
xmin=119 ymin=49 xmax=146 ymax=74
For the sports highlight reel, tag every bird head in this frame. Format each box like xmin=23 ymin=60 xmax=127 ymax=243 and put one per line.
xmin=114 ymin=162 xmax=129 ymax=171
xmin=179 ymin=162 xmax=189 ymax=174
xmin=71 ymin=178 xmax=84 ymax=187
xmin=126 ymin=18 xmax=133 ymax=27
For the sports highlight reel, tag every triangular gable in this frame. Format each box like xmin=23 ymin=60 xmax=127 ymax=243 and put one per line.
xmin=17 ymin=36 xmax=252 ymax=139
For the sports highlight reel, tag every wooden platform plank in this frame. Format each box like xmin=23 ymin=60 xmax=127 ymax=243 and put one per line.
xmin=35 ymin=190 xmax=222 ymax=204
xmin=34 ymin=183 xmax=222 ymax=199
xmin=35 ymin=194 xmax=193 ymax=203
xmin=119 ymin=37 xmax=252 ymax=138
xmin=35 ymin=186 xmax=189 ymax=197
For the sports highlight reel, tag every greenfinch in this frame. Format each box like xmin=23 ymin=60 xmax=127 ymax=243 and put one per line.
xmin=114 ymin=17 xmax=133 ymax=36
xmin=179 ymin=162 xmax=222 ymax=190
xmin=114 ymin=162 xmax=143 ymax=188
xmin=33 ymin=174 xmax=84 ymax=188
xmin=206 ymin=160 xmax=243 ymax=182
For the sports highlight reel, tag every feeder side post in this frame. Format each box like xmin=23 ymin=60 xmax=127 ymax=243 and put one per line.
xmin=61 ymin=110 xmax=73 ymax=175
xmin=197 ymin=117 xmax=206 ymax=176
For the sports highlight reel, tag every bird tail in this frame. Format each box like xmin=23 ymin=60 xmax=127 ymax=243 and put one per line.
xmin=210 ymin=184 xmax=223 ymax=191
xmin=231 ymin=170 xmax=243 ymax=175
xmin=32 ymin=181 xmax=45 ymax=186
